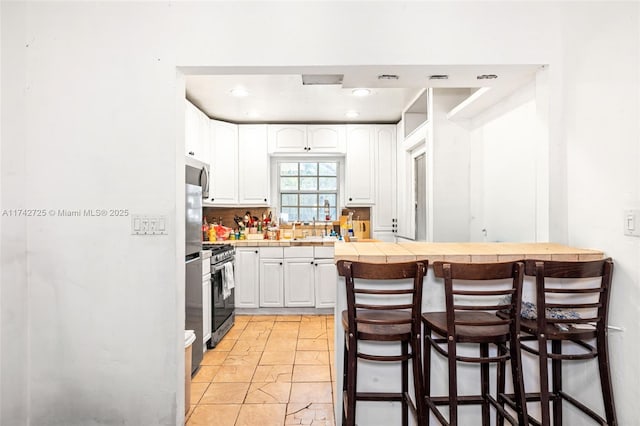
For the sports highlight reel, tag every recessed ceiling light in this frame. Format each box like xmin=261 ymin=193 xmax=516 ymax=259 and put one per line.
xmin=345 ymin=110 xmax=360 ymax=119
xmin=230 ymin=87 xmax=249 ymax=97
xmin=477 ymin=74 xmax=498 ymax=80
xmin=352 ymin=88 xmax=371 ymax=97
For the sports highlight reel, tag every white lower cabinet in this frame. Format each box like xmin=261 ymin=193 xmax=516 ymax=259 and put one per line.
xmin=245 ymin=246 xmax=336 ymax=309
xmin=203 ymin=272 xmax=211 ymax=343
xmin=260 ymin=248 xmax=284 ymax=307
xmin=314 ymin=259 xmax=336 ymax=308
xmin=284 ymin=258 xmax=316 ymax=307
xmin=234 ymin=248 xmax=260 ymax=309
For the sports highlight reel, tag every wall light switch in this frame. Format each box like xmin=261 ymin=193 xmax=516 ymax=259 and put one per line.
xmin=624 ymin=209 xmax=640 ymax=237
xmin=132 ymin=214 xmax=168 ymax=235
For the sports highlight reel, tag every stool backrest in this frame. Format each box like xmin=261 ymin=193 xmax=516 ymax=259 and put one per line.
xmin=432 ymin=261 xmax=524 ymax=340
xmin=524 ymin=258 xmax=614 ymax=331
xmin=337 ymin=261 xmax=428 ymax=335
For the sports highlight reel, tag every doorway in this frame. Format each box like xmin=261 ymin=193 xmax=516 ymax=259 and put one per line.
xmin=414 ymin=153 xmax=427 ymax=240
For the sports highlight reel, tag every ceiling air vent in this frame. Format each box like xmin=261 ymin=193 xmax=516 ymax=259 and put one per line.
xmin=301 ymin=74 xmax=344 ymax=85
xmin=377 ymin=74 xmax=399 ymax=80
xmin=477 ymin=74 xmax=498 ymax=80
xmin=429 ymin=75 xmax=449 ymax=80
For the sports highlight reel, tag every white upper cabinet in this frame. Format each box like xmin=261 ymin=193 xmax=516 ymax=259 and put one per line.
xmin=185 ymin=101 xmax=210 ymax=163
xmin=372 ymin=125 xmax=397 ymax=238
xmin=307 ymin=125 xmax=345 ymax=153
xmin=268 ymin=125 xmax=307 ymax=152
xmin=238 ymin=125 xmax=269 ymax=205
xmin=268 ymin=124 xmax=346 ymax=154
xmin=208 ymin=119 xmax=238 ymax=205
xmin=345 ymin=125 xmax=375 ymax=205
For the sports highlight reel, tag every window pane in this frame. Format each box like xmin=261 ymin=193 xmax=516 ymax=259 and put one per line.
xmin=319 ymin=162 xmax=337 ymax=176
xmin=280 ymin=177 xmax=298 ymax=191
xmin=299 ymin=162 xmax=318 ymax=176
xmin=319 ymin=177 xmax=337 ymax=191
xmin=299 ymin=208 xmax=316 ymax=222
xmin=318 ymin=193 xmax=336 ymax=207
xmin=280 ymin=163 xmax=298 ymax=176
xmin=300 ymin=194 xmax=317 ymax=206
xmin=281 ymin=193 xmax=298 ymax=206
xmin=300 ymin=177 xmax=317 ymax=190
xmin=281 ymin=208 xmax=298 ymax=223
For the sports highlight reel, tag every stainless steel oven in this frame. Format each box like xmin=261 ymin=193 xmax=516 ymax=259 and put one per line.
xmin=207 ymin=244 xmax=235 ymax=348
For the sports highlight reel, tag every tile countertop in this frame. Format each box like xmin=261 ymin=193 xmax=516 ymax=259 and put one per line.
xmin=333 ymin=242 xmax=605 ymax=263
xmin=202 ymin=239 xmax=336 ymax=247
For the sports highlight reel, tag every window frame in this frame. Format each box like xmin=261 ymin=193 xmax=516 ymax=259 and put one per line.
xmin=275 ymin=158 xmax=341 ymax=223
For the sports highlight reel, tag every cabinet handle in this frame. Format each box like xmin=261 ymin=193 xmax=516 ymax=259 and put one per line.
xmin=255 ymin=250 xmax=258 ymax=254
xmin=310 ymin=261 xmax=314 ymax=265
xmin=264 ymin=198 xmax=267 ymax=202
xmin=188 ymin=151 xmax=195 ymax=156
xmin=279 ymin=262 xmax=283 ymax=265
xmin=307 ymin=146 xmax=311 ymax=151
xmin=349 ymin=197 xmax=353 ymax=202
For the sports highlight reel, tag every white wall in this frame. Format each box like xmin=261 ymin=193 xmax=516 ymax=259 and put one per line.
xmin=469 ymin=83 xmax=539 ymax=242
xmin=1 ymin=1 xmax=638 ymax=425
xmin=431 ymin=89 xmax=472 ymax=242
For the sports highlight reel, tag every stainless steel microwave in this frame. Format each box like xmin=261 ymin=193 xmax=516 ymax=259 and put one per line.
xmin=185 ymin=156 xmax=210 ymax=199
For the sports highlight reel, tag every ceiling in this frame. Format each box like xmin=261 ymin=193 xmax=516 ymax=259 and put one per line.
xmin=185 ymin=65 xmax=542 ymax=124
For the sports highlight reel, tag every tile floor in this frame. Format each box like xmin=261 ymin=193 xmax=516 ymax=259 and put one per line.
xmin=186 ymin=314 xmax=336 ymax=426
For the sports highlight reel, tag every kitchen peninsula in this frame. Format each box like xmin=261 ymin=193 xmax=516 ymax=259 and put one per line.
xmin=332 ymin=241 xmax=604 ymax=425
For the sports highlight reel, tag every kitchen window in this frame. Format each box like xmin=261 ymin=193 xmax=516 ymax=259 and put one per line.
xmin=278 ymin=161 xmax=338 ymax=222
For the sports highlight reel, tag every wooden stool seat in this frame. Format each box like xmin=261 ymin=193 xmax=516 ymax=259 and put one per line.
xmin=341 ymin=309 xmax=412 ymax=341
xmin=422 ymin=311 xmax=511 ymax=343
xmin=518 ymin=318 xmax=598 ymax=342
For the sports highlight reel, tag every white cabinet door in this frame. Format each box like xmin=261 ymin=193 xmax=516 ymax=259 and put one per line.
xmin=185 ymin=101 xmax=210 ymax=162
xmin=284 ymin=258 xmax=315 ymax=307
xmin=307 ymin=125 xmax=346 ymax=153
xmin=314 ymin=259 xmax=336 ymax=308
xmin=268 ymin=125 xmax=307 ymax=153
xmin=373 ymin=125 xmax=397 ymax=233
xmin=203 ymin=273 xmax=212 ymax=343
xmin=345 ymin=125 xmax=375 ymax=205
xmin=238 ymin=125 xmax=269 ymax=205
xmin=209 ymin=120 xmax=238 ymax=205
xmin=260 ymin=258 xmax=284 ymax=307
xmin=234 ymin=248 xmax=260 ymax=308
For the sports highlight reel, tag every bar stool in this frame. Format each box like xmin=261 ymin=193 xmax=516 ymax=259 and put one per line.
xmin=505 ymin=258 xmax=617 ymax=425
xmin=337 ymin=260 xmax=428 ymax=426
xmin=421 ymin=261 xmax=528 ymax=426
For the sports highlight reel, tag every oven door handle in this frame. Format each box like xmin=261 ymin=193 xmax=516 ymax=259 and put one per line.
xmin=211 ymin=258 xmax=235 ymax=273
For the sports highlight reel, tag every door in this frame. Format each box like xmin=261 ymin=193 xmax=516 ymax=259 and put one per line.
xmin=260 ymin=258 xmax=284 ymax=307
xmin=238 ymin=125 xmax=269 ymax=205
xmin=345 ymin=125 xmax=375 ymax=205
xmin=415 ymin=153 xmax=427 ymax=240
xmin=234 ymin=248 xmax=260 ymax=308
xmin=209 ymin=120 xmax=238 ymax=204
xmin=203 ymin=273 xmax=211 ymax=344
xmin=314 ymin=259 xmax=336 ymax=308
xmin=284 ymin=258 xmax=315 ymax=307
xmin=185 ymin=256 xmax=203 ymax=373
